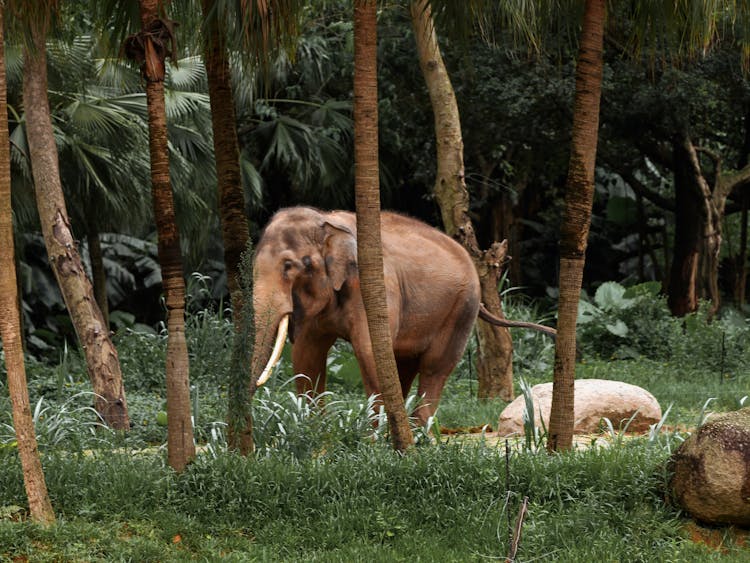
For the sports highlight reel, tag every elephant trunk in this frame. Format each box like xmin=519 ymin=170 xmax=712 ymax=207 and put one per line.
xmin=251 ymin=283 xmax=293 ymax=388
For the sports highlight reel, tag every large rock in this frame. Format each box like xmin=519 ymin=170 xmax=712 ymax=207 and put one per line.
xmin=495 ymin=379 xmax=662 ymax=436
xmin=670 ymin=407 xmax=750 ymax=526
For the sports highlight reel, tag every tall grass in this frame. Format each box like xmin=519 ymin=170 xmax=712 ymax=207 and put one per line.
xmin=0 ymin=438 xmax=737 ymax=562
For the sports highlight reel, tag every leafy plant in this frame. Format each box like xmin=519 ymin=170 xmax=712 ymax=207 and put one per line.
xmin=252 ymin=375 xmax=386 ymax=459
xmin=577 ymin=281 xmax=674 ymax=360
xmin=519 ymin=377 xmax=547 ymax=451
xmin=0 ymin=392 xmax=110 ymax=451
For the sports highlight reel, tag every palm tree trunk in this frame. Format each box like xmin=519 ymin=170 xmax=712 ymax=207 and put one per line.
xmin=133 ymin=0 xmax=196 ymax=471
xmin=354 ymin=0 xmax=413 ymax=452
xmin=0 ymin=6 xmax=55 ymax=524
xmin=200 ymin=0 xmax=250 ymax=314
xmin=547 ymin=0 xmax=605 ymax=453
xmin=200 ymin=0 xmax=253 ymax=452
xmin=23 ymin=18 xmax=129 ymax=430
xmin=410 ymin=0 xmax=514 ymax=401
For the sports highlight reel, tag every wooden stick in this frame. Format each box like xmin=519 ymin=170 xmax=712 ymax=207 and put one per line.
xmin=506 ymin=496 xmax=529 ymax=563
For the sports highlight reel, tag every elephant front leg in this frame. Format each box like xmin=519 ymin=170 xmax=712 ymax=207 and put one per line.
xmin=291 ymin=330 xmax=336 ymax=396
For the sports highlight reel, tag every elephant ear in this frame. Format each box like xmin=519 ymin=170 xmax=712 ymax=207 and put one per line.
xmin=322 ymin=222 xmax=357 ymax=291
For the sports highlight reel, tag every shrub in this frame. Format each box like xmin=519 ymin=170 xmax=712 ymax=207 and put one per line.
xmin=576 ymin=281 xmax=750 ymax=372
xmin=577 ymin=281 xmax=675 ymax=360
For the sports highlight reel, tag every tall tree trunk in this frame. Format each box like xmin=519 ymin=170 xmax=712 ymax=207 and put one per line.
xmin=410 ymin=0 xmax=514 ymax=401
xmin=668 ymin=130 xmax=750 ymax=317
xmin=354 ymin=0 xmax=413 ymax=452
xmin=23 ymin=18 xmax=129 ymax=430
xmin=201 ymin=0 xmax=249 ymax=313
xmin=0 ymin=6 xmax=55 ymax=524
xmin=548 ymin=0 xmax=605 ymax=453
xmin=130 ymin=2 xmax=195 ymax=471
xmin=86 ymin=222 xmax=109 ymax=329
xmin=200 ymin=0 xmax=253 ymax=452
xmin=667 ymin=137 xmax=702 ymax=317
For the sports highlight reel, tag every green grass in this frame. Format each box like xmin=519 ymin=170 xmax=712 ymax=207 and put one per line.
xmin=2 ymin=301 xmax=750 ymax=561
xmin=1 ymin=441 xmax=746 ymax=562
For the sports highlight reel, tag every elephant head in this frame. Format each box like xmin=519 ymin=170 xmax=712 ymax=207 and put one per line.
xmin=251 ymin=207 xmax=357 ymax=386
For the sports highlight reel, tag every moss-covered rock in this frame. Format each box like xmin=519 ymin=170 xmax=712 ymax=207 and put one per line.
xmin=670 ymin=407 xmax=750 ymax=526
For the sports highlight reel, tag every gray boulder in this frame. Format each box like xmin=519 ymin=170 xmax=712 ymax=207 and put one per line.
xmin=670 ymin=407 xmax=750 ymax=526
xmin=496 ymin=379 xmax=662 ymax=436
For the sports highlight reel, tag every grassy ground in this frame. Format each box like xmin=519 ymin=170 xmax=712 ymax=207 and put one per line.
xmin=1 ymin=440 xmax=748 ymax=562
xmin=1 ymin=302 xmax=749 ymax=561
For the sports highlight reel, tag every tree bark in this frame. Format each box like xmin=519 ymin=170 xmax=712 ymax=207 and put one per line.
xmin=548 ymin=0 xmax=605 ymax=453
xmin=132 ymin=0 xmax=196 ymax=471
xmin=200 ymin=0 xmax=253 ymax=452
xmin=354 ymin=0 xmax=413 ymax=452
xmin=667 ymin=132 xmax=746 ymax=318
xmin=410 ymin=0 xmax=514 ymax=401
xmin=0 ymin=6 xmax=55 ymax=524
xmin=23 ymin=18 xmax=129 ymax=430
xmin=667 ymin=136 xmax=703 ymax=316
xmin=200 ymin=0 xmax=250 ymax=314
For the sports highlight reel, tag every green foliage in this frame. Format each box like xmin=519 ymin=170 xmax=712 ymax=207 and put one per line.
xmin=0 ymin=392 xmax=110 ymax=452
xmin=519 ymin=377 xmax=547 ymax=451
xmin=577 ymin=281 xmax=674 ymax=359
xmin=3 ymin=298 xmax=749 ymax=559
xmin=251 ymin=376 xmax=386 ymax=459
xmin=575 ymin=281 xmax=750 ymax=373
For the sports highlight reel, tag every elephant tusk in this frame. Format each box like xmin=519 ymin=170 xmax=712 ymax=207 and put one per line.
xmin=256 ymin=315 xmax=289 ymax=387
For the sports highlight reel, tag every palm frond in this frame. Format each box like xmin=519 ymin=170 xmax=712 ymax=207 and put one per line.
xmin=166 ymin=56 xmax=208 ymax=92
xmin=95 ymin=57 xmax=143 ymax=93
xmin=239 ymin=151 xmax=265 ymax=210
xmin=309 ymin=99 xmax=353 ymax=135
xmin=164 ymin=90 xmax=211 ymax=121
xmin=63 ymin=98 xmax=135 ymax=137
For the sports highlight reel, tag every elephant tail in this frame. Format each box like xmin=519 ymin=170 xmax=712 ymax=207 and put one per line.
xmin=478 ymin=303 xmax=557 ymax=339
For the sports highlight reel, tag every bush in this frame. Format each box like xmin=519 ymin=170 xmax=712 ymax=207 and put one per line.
xmin=576 ymin=281 xmax=750 ymax=373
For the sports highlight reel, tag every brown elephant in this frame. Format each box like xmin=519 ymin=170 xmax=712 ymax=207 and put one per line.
xmin=252 ymin=206 xmax=554 ymax=423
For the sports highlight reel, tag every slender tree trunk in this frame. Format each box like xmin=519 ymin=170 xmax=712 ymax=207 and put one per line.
xmin=410 ymin=0 xmax=514 ymax=401
xmin=200 ymin=0 xmax=253 ymax=452
xmin=0 ymin=7 xmax=55 ymax=524
xmin=667 ymin=184 xmax=701 ymax=317
xmin=23 ymin=19 xmax=129 ymax=430
xmin=548 ymin=0 xmax=605 ymax=453
xmin=354 ymin=0 xmax=413 ymax=452
xmin=131 ymin=1 xmax=195 ymax=471
xmin=200 ymin=0 xmax=249 ymax=313
xmin=86 ymin=223 xmax=109 ymax=329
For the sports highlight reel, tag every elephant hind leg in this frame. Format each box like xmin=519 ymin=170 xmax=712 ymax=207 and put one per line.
xmin=396 ymin=357 xmax=419 ymax=399
xmin=414 ymin=301 xmax=478 ymax=425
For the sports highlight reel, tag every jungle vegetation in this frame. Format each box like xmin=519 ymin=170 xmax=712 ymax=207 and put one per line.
xmin=1 ymin=0 xmax=750 ymax=558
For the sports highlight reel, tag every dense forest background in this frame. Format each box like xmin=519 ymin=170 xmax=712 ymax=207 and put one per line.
xmin=6 ymin=1 xmax=750 ymax=356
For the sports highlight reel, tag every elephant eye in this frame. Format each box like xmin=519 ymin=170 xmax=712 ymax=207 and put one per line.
xmin=283 ymin=259 xmax=294 ymax=272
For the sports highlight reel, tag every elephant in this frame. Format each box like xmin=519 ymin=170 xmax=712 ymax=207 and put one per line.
xmin=251 ymin=206 xmax=555 ymax=424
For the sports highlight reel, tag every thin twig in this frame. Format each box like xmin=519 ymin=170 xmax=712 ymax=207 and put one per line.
xmin=506 ymin=496 xmax=529 ymax=563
